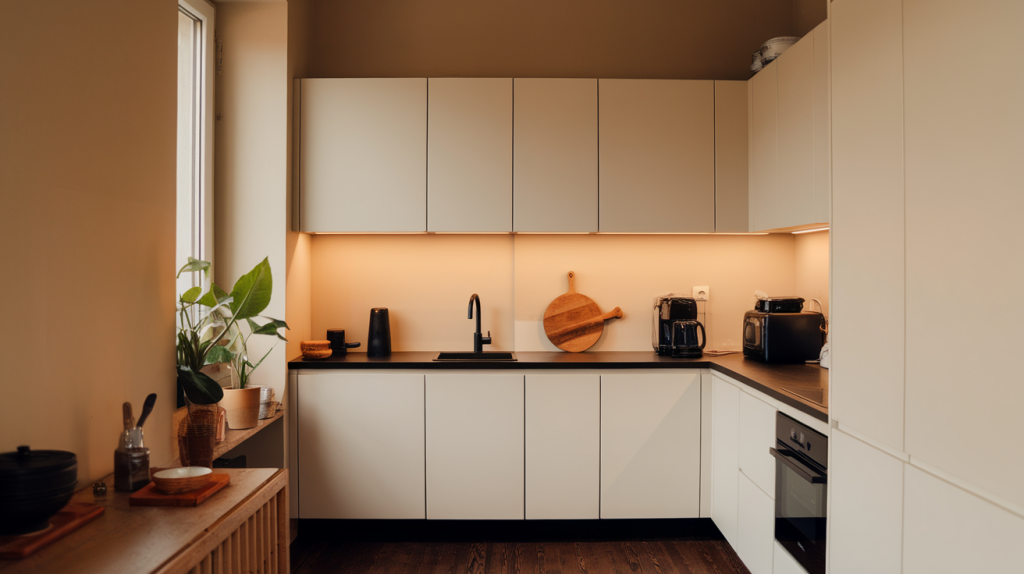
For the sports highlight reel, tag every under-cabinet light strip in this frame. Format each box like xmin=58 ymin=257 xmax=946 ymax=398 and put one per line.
xmin=791 ymin=227 xmax=829 ymax=235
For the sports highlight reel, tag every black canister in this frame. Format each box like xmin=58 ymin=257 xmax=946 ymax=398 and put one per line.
xmin=367 ymin=308 xmax=392 ymax=357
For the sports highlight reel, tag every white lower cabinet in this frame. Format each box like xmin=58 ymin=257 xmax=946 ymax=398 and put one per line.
xmin=829 ymin=428 xmax=903 ymax=574
xmin=296 ymin=372 xmax=426 ymax=519
xmin=525 ymin=374 xmax=600 ymax=519
xmin=736 ymin=472 xmax=776 ymax=574
xmin=773 ymin=541 xmax=807 ymax=574
xmin=903 ymin=465 xmax=1024 ymax=573
xmin=425 ymin=373 xmax=525 ymax=519
xmin=600 ymin=372 xmax=702 ymax=518
xmin=738 ymin=390 xmax=778 ymax=497
xmin=711 ymin=376 xmax=741 ymax=544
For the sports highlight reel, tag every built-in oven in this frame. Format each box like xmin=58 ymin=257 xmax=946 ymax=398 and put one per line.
xmin=771 ymin=412 xmax=828 ymax=574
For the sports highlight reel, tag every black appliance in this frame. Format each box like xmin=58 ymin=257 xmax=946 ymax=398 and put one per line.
xmin=743 ymin=299 xmax=824 ymax=363
xmin=653 ymin=294 xmax=698 ymax=355
xmin=771 ymin=413 xmax=828 ymax=574
xmin=671 ymin=320 xmax=706 ymax=358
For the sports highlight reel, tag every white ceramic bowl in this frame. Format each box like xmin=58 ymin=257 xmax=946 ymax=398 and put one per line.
xmin=153 ymin=466 xmax=212 ymax=494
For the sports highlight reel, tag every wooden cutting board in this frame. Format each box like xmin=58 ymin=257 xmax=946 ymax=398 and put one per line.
xmin=129 ymin=473 xmax=230 ymax=507
xmin=0 ymin=502 xmax=105 ymax=559
xmin=543 ymin=271 xmax=623 ymax=352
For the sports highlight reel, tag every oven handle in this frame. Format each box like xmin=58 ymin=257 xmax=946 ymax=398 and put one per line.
xmin=770 ymin=447 xmax=827 ymax=484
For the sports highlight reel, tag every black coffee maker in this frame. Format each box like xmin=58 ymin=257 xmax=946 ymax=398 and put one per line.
xmin=653 ymin=294 xmax=699 ymax=355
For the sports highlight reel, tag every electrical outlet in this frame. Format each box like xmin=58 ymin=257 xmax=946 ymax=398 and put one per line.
xmin=693 ymin=286 xmax=710 ymax=301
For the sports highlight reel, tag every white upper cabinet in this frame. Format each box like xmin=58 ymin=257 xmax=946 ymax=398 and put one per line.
xmin=599 ymin=79 xmax=716 ymax=232
xmin=812 ymin=21 xmax=831 ymax=225
xmin=776 ymin=33 xmax=816 ymax=228
xmin=749 ymin=60 xmax=779 ymax=232
xmin=830 ymin=0 xmax=906 ymax=452
xmin=749 ymin=23 xmax=830 ymax=232
xmin=298 ymin=78 xmax=427 ymax=232
xmin=513 ymin=78 xmax=598 ymax=232
xmin=427 ymin=78 xmax=512 ymax=232
xmin=714 ymin=81 xmax=750 ymax=233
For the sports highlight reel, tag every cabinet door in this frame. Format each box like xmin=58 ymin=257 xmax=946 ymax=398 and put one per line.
xmin=776 ymin=33 xmax=816 ymax=229
xmin=749 ymin=61 xmax=779 ymax=232
xmin=738 ymin=391 xmax=777 ymax=496
xmin=714 ymin=81 xmax=749 ymax=233
xmin=427 ymin=78 xmax=512 ymax=232
xmin=599 ymin=80 xmax=715 ymax=232
xmin=425 ymin=373 xmax=524 ymax=519
xmin=298 ymin=78 xmax=426 ymax=232
xmin=773 ymin=541 xmax=808 ymax=574
xmin=831 ymin=0 xmax=906 ymax=452
xmin=812 ymin=21 xmax=831 ymax=225
xmin=513 ymin=78 xmax=598 ymax=232
xmin=903 ymin=465 xmax=1024 ymax=573
xmin=601 ymin=372 xmax=701 ymax=518
xmin=829 ymin=429 xmax=903 ymax=574
xmin=525 ymin=374 xmax=600 ymax=519
xmin=711 ymin=377 xmax=741 ymax=545
xmin=736 ymin=472 xmax=775 ymax=574
xmin=297 ymin=373 xmax=425 ymax=519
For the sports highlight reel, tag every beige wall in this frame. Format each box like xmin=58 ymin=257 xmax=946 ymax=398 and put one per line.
xmin=286 ymin=0 xmax=313 ymax=361
xmin=215 ymin=2 xmax=290 ymax=398
xmin=794 ymin=230 xmax=829 ymax=317
xmin=308 ymin=233 xmax=829 ymax=354
xmin=307 ymin=0 xmax=799 ymax=81
xmin=0 ymin=1 xmax=177 ymax=482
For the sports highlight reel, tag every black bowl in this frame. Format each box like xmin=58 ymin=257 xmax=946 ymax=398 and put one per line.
xmin=0 ymin=446 xmax=78 ymax=536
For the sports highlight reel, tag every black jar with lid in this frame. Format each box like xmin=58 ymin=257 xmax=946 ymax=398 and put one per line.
xmin=0 ymin=446 xmax=78 ymax=536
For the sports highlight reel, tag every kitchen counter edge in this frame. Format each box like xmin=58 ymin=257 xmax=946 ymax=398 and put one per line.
xmin=288 ymin=351 xmax=828 ymax=422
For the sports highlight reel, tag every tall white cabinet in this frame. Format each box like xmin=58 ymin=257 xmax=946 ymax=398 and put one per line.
xmin=513 ymin=79 xmax=598 ymax=232
xmin=297 ymin=78 xmax=427 ymax=232
xmin=427 ymin=78 xmax=512 ymax=232
xmin=598 ymin=79 xmax=716 ymax=233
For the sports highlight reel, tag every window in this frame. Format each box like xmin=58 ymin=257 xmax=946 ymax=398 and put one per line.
xmin=177 ymin=0 xmax=214 ymax=294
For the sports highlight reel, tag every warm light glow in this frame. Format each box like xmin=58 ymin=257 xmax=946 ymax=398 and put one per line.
xmin=791 ymin=227 xmax=829 ymax=235
xmin=597 ymin=232 xmax=770 ymax=236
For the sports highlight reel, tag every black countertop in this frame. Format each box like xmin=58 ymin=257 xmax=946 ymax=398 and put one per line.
xmin=289 ymin=351 xmax=828 ymax=422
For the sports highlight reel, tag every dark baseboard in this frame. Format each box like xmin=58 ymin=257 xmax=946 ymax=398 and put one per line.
xmin=294 ymin=518 xmax=724 ymax=542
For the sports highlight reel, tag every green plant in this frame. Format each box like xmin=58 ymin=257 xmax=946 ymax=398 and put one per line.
xmin=176 ymin=257 xmax=288 ymax=404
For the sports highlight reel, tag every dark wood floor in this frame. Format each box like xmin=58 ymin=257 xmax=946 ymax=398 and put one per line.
xmin=291 ymin=539 xmax=751 ymax=574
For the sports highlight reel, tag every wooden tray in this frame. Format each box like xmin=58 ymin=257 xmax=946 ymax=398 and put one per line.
xmin=0 ymin=502 xmax=105 ymax=559
xmin=129 ymin=473 xmax=230 ymax=507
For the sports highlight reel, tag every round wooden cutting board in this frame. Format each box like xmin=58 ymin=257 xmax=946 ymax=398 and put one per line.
xmin=543 ymin=271 xmax=623 ymax=352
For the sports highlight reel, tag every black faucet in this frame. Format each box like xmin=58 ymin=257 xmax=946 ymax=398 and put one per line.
xmin=468 ymin=294 xmax=492 ymax=354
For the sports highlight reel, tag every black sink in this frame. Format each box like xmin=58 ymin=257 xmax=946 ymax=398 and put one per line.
xmin=433 ymin=352 xmax=518 ymax=362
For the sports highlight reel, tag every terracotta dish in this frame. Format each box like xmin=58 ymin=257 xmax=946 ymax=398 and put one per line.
xmin=152 ymin=466 xmax=212 ymax=494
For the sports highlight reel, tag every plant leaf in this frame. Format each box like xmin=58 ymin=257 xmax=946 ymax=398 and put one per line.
xmin=180 ymin=286 xmax=202 ymax=304
xmin=252 ymin=318 xmax=290 ymax=341
xmin=205 ymin=345 xmax=235 ymax=365
xmin=176 ymin=366 xmax=224 ymax=405
xmin=176 ymin=257 xmax=211 ymax=279
xmin=229 ymin=258 xmax=273 ymax=320
xmin=198 ymin=283 xmax=231 ymax=308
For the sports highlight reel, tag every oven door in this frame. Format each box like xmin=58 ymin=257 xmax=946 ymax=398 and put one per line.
xmin=771 ymin=446 xmax=827 ymax=574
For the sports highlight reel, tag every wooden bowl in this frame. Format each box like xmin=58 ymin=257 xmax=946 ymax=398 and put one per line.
xmin=301 ymin=340 xmax=332 ymax=360
xmin=152 ymin=466 xmax=212 ymax=494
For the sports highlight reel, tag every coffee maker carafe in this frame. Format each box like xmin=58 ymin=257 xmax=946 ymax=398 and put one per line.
xmin=653 ymin=294 xmax=699 ymax=355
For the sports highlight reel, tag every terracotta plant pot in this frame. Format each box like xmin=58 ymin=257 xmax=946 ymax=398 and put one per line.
xmin=219 ymin=387 xmax=261 ymax=430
